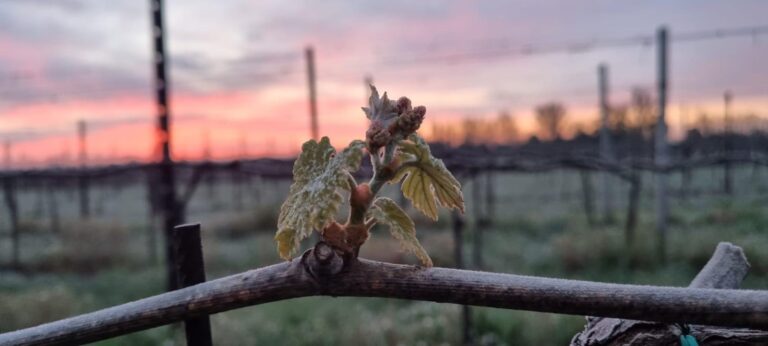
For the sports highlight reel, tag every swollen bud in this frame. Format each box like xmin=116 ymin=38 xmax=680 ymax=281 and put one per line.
xmin=396 ymin=105 xmax=426 ymax=135
xmin=321 ymin=221 xmax=348 ymax=252
xmin=350 ymin=183 xmax=373 ymax=208
xmin=396 ymin=97 xmax=412 ymax=114
xmin=366 ymin=121 xmax=392 ymax=151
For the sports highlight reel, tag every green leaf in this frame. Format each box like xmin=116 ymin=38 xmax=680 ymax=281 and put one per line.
xmin=275 ymin=137 xmax=366 ymax=259
xmin=368 ymin=197 xmax=432 ymax=267
xmin=391 ymin=134 xmax=464 ymax=220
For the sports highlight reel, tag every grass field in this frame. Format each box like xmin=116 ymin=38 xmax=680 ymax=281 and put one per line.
xmin=1 ymin=166 xmax=767 ymax=345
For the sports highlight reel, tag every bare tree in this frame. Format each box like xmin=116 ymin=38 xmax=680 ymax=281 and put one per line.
xmin=431 ymin=123 xmax=458 ymax=145
xmin=535 ymin=102 xmax=566 ymax=140
xmin=608 ymin=104 xmax=629 ymax=132
xmin=462 ymin=117 xmax=482 ymax=145
xmin=430 ymin=112 xmax=518 ymax=146
xmin=496 ymin=111 xmax=519 ymax=144
xmin=697 ymin=112 xmax=713 ymax=136
xmin=630 ymin=88 xmax=656 ymax=137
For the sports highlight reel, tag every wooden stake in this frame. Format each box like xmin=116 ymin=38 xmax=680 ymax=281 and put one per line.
xmin=654 ymin=26 xmax=670 ymax=263
xmin=306 ymin=46 xmax=319 ymax=141
xmin=471 ymin=173 xmax=484 ymax=270
xmin=580 ymin=170 xmax=596 ymax=226
xmin=172 ymin=224 xmax=213 ymax=346
xmin=3 ymin=141 xmax=10 ymax=170
xmin=484 ymin=169 xmax=495 ymax=226
xmin=598 ymin=63 xmax=615 ymax=223
xmin=452 ymin=211 xmax=473 ymax=345
xmin=78 ymin=120 xmax=90 ymax=219
xmin=723 ymin=91 xmax=733 ymax=195
xmin=2 ymin=177 xmax=20 ymax=269
xmin=47 ymin=181 xmax=60 ymax=234
xmin=625 ymin=173 xmax=641 ymax=249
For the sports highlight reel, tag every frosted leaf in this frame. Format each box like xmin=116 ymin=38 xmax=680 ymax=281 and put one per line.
xmin=367 ymin=197 xmax=432 ymax=267
xmin=275 ymin=137 xmax=365 ymax=259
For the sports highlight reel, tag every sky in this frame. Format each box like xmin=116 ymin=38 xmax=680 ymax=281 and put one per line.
xmin=0 ymin=0 xmax=767 ymax=167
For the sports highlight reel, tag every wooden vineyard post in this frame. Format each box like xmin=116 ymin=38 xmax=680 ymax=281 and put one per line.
xmin=77 ymin=120 xmax=90 ymax=219
xmin=723 ymin=91 xmax=733 ymax=195
xmin=484 ymin=169 xmax=495 ymax=227
xmin=598 ymin=63 xmax=615 ymax=223
xmin=251 ymin=175 xmax=262 ymax=206
xmin=33 ymin=184 xmax=45 ymax=218
xmin=472 ymin=172 xmax=484 ymax=270
xmin=145 ymin=168 xmax=159 ymax=263
xmin=231 ymin=164 xmax=243 ymax=211
xmin=579 ymin=170 xmax=596 ymax=226
xmin=654 ymin=26 xmax=670 ymax=263
xmin=94 ymin=176 xmax=104 ymax=217
xmin=625 ymin=173 xmax=641 ymax=250
xmin=452 ymin=210 xmax=473 ymax=345
xmin=2 ymin=177 xmax=20 ymax=269
xmin=680 ymin=141 xmax=693 ymax=202
xmin=305 ymin=46 xmax=319 ymax=141
xmin=172 ymin=224 xmax=213 ymax=346
xmin=201 ymin=131 xmax=215 ymax=203
xmin=2 ymin=141 xmax=9 ymax=170
xmin=47 ymin=180 xmax=60 ymax=234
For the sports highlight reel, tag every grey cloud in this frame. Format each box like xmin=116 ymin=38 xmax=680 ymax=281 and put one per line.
xmin=0 ymin=56 xmax=152 ymax=108
xmin=0 ymin=0 xmax=766 ymax=114
xmin=11 ymin=0 xmax=87 ymax=13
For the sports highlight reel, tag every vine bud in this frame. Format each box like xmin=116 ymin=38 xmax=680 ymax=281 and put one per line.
xmin=396 ymin=105 xmax=426 ymax=135
xmin=396 ymin=97 xmax=412 ymax=114
xmin=321 ymin=221 xmax=350 ymax=252
xmin=350 ymin=183 xmax=373 ymax=208
xmin=366 ymin=121 xmax=392 ymax=151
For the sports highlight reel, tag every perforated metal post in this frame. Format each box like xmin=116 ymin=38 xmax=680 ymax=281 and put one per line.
xmin=150 ymin=0 xmax=183 ymax=290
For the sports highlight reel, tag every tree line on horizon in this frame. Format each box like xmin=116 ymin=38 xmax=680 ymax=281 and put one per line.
xmin=429 ymin=87 xmax=768 ymax=151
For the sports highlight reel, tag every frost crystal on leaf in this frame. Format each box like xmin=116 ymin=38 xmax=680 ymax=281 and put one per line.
xmin=275 ymin=137 xmax=365 ymax=259
xmin=368 ymin=197 xmax=433 ymax=267
xmin=391 ymin=134 xmax=464 ymax=220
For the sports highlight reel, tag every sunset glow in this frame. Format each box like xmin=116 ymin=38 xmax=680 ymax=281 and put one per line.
xmin=1 ymin=1 xmax=766 ymax=168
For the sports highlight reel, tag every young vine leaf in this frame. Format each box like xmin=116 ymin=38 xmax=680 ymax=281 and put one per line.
xmin=274 ymin=85 xmax=464 ymax=267
xmin=367 ymin=197 xmax=433 ymax=267
xmin=391 ymin=134 xmax=464 ymax=220
xmin=275 ymin=137 xmax=365 ymax=259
